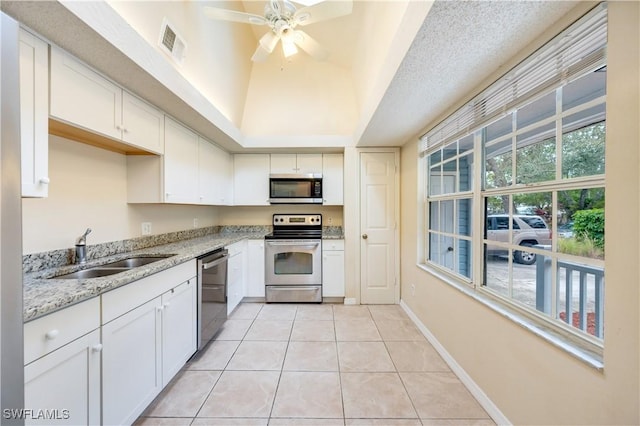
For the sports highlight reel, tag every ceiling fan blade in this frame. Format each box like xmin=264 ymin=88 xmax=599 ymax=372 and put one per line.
xmin=203 ymin=6 xmax=267 ymax=25
xmin=292 ymin=30 xmax=328 ymax=61
xmin=251 ymin=44 xmax=272 ymax=62
xmin=293 ymin=0 xmax=353 ymax=26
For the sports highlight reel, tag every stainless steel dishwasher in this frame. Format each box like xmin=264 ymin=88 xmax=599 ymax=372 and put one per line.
xmin=197 ymin=248 xmax=228 ymax=351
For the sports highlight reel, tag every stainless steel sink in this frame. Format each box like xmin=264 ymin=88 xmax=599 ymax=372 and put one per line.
xmin=51 ymin=254 xmax=175 ymax=279
xmin=100 ymin=255 xmax=174 ymax=268
xmin=53 ymin=268 xmax=129 ymax=279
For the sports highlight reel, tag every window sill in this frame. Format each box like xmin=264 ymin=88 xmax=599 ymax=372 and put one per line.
xmin=416 ymin=262 xmax=604 ymax=371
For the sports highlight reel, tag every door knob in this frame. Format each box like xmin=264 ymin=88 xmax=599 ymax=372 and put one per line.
xmin=362 ymin=234 xmax=368 ymax=240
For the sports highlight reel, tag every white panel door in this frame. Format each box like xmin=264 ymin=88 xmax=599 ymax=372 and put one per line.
xmin=360 ymin=152 xmax=397 ymax=304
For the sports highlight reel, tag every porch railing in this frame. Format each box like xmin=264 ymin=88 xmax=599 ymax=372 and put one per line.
xmin=535 ymin=249 xmax=605 ymax=338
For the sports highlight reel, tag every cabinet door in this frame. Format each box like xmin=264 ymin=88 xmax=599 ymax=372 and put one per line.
xmin=50 ymin=47 xmax=122 ymax=140
xmin=246 ymin=240 xmax=266 ymax=298
xmin=122 ymin=91 xmax=164 ymax=154
xmin=322 ymin=153 xmax=344 ymax=205
xmin=322 ymin=244 xmax=345 ymax=297
xmin=162 ymin=278 xmax=197 ymax=386
xmin=270 ymin=153 xmax=297 ymax=173
xmin=164 ymin=117 xmax=199 ymax=203
xmin=19 ymin=29 xmax=49 ymax=198
xmin=198 ymin=138 xmax=233 ymax=205
xmin=25 ymin=329 xmax=101 ymax=425
xmin=297 ymin=154 xmax=323 ymax=174
xmin=102 ymin=297 xmax=162 ymax=426
xmin=233 ymin=154 xmax=270 ymax=205
xmin=227 ymin=244 xmax=245 ymax=314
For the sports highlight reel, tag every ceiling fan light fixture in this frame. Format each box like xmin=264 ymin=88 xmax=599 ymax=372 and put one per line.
xmin=259 ymin=31 xmax=279 ymax=53
xmin=282 ymin=39 xmax=298 ymax=58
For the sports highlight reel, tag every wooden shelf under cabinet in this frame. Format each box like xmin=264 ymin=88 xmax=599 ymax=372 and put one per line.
xmin=49 ymin=118 xmax=158 ymax=156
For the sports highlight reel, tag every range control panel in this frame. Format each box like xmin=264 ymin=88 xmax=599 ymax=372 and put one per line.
xmin=272 ymin=214 xmax=322 ymax=226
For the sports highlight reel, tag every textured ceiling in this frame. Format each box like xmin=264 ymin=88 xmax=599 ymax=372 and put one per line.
xmin=2 ymin=0 xmax=586 ymax=150
xmin=360 ymin=0 xmax=580 ymax=146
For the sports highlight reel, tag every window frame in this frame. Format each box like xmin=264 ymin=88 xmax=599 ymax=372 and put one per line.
xmin=418 ymin=4 xmax=608 ymax=363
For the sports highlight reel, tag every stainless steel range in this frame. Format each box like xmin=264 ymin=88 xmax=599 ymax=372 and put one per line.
xmin=265 ymin=214 xmax=322 ymax=303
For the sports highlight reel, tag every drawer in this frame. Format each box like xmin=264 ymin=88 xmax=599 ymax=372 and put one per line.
xmin=323 ymin=239 xmax=344 ymax=251
xmin=24 ymin=297 xmax=100 ymax=365
xmin=102 ymin=259 xmax=196 ymax=324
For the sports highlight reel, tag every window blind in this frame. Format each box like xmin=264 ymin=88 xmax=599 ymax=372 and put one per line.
xmin=419 ymin=2 xmax=607 ymax=156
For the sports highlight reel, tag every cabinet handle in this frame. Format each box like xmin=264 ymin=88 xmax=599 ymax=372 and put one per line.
xmin=157 ymin=306 xmax=164 ymax=312
xmin=163 ymin=302 xmax=171 ymax=309
xmin=91 ymin=344 xmax=103 ymax=353
xmin=116 ymin=124 xmax=123 ymax=131
xmin=45 ymin=329 xmax=59 ymax=340
xmin=39 ymin=177 xmax=50 ymax=184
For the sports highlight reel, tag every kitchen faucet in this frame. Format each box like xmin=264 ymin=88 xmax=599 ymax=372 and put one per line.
xmin=75 ymin=228 xmax=92 ymax=264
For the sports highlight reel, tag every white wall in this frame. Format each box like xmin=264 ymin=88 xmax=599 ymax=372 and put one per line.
xmin=22 ymin=136 xmax=219 ymax=254
xmin=106 ymin=0 xmax=254 ymax=126
xmin=399 ymin=2 xmax=639 ymax=424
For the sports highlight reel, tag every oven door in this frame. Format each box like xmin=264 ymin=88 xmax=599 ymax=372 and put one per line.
xmin=265 ymin=239 xmax=322 ymax=286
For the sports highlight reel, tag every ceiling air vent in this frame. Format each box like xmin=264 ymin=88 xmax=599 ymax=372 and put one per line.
xmin=159 ymin=18 xmax=187 ymax=66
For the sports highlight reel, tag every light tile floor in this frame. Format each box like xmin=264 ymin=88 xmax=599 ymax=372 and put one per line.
xmin=135 ymin=303 xmax=495 ymax=426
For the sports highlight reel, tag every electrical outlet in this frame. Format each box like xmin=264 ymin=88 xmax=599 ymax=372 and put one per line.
xmin=411 ymin=283 xmax=416 ymax=296
xmin=327 ymin=217 xmax=333 ymax=225
xmin=193 ymin=218 xmax=198 ymax=228
xmin=141 ymin=222 xmax=152 ymax=235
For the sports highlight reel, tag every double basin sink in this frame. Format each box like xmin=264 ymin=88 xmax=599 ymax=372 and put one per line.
xmin=52 ymin=255 xmax=175 ymax=279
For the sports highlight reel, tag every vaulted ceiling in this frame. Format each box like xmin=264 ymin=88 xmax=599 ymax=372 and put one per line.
xmin=2 ymin=0 xmax=581 ymax=152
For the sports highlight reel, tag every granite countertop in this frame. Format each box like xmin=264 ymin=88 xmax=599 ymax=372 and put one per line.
xmin=23 ymin=231 xmax=266 ymax=322
xmin=23 ymin=229 xmax=344 ymax=322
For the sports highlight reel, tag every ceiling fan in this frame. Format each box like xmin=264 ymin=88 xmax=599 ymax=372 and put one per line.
xmin=204 ymin=0 xmax=353 ymax=62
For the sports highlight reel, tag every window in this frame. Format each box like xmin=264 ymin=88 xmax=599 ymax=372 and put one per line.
xmin=420 ymin=4 xmax=607 ymax=348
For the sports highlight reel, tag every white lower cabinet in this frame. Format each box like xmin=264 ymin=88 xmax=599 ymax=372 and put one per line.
xmin=322 ymin=240 xmax=345 ymax=298
xmin=101 ymin=260 xmax=197 ymax=425
xmin=227 ymin=241 xmax=246 ymax=313
xmin=245 ymin=240 xmax=265 ymax=298
xmin=24 ymin=329 xmax=101 ymax=425
xmin=102 ymin=297 xmax=162 ymax=426
xmin=24 ymin=297 xmax=101 ymax=425
xmin=161 ymin=278 xmax=197 ymax=384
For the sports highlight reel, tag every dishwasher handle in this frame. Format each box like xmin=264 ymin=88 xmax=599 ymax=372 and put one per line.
xmin=201 ymin=253 xmax=228 ymax=270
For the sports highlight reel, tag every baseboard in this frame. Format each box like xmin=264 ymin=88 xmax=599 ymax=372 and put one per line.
xmin=343 ymin=297 xmax=357 ymax=305
xmin=400 ymin=300 xmax=511 ymax=426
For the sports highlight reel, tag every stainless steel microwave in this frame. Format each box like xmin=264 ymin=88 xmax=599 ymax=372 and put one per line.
xmin=269 ymin=173 xmax=323 ymax=204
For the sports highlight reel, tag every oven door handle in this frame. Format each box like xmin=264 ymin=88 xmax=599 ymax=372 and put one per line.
xmin=202 ymin=254 xmax=228 ymax=270
xmin=266 ymin=241 xmax=320 ymax=249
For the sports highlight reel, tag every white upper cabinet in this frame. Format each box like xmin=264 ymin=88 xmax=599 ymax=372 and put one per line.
xmin=233 ymin=154 xmax=270 ymax=205
xmin=50 ymin=47 xmax=164 ymax=154
xmin=270 ymin=153 xmax=322 ymax=174
xmin=19 ymin=29 xmax=49 ymax=198
xmin=121 ymin=91 xmax=164 ymax=154
xmin=199 ymin=137 xmax=233 ymax=205
xmin=163 ymin=117 xmax=199 ymax=204
xmin=322 ymin=153 xmax=344 ymax=205
xmin=50 ymin=46 xmax=122 ymax=140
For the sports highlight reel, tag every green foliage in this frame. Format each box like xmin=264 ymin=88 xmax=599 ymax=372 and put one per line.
xmin=558 ymin=235 xmax=604 ymax=259
xmin=572 ymin=208 xmax=605 ymax=250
